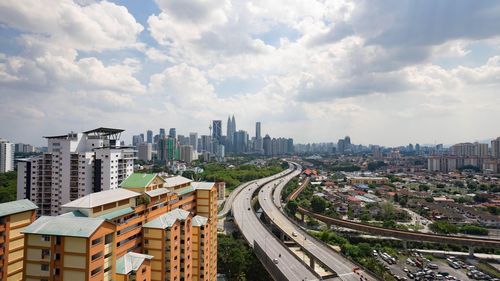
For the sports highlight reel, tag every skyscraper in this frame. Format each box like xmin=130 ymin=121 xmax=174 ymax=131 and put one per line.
xmin=212 ymin=120 xmax=222 ymax=143
xmin=255 ymin=122 xmax=261 ymax=139
xmin=0 ymin=139 xmax=15 ymax=173
xmin=169 ymin=128 xmax=176 ymax=138
xmin=263 ymin=134 xmax=271 ymax=156
xmin=254 ymin=122 xmax=263 ymax=154
xmin=492 ymin=137 xmax=500 ymax=158
xmin=147 ymin=130 xmax=153 ymax=144
xmin=138 ymin=142 xmax=152 ymax=161
xmin=233 ymin=130 xmax=248 ymax=154
xmin=189 ymin=132 xmax=198 ymax=151
xmin=159 ymin=128 xmax=166 ymax=138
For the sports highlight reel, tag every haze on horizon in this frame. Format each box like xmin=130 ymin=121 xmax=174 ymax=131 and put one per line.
xmin=0 ymin=0 xmax=499 ymax=147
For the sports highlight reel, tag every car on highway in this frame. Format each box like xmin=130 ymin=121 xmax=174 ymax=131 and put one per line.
xmin=292 ymin=231 xmax=298 ymax=237
xmin=273 ymin=258 xmax=279 ymax=264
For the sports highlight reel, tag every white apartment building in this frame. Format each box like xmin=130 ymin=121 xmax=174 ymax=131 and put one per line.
xmin=17 ymin=128 xmax=135 ymax=216
xmin=0 ymin=139 xmax=15 ymax=173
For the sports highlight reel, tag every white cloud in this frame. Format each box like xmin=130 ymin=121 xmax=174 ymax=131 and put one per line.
xmin=0 ymin=0 xmax=143 ymax=51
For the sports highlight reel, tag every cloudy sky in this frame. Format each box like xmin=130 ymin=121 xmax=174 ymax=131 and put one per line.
xmin=1 ymin=0 xmax=500 ymax=147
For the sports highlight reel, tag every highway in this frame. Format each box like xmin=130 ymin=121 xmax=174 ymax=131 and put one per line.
xmin=232 ymin=165 xmax=320 ymax=281
xmin=218 ymin=168 xmax=296 ymax=218
xmin=259 ymin=162 xmax=378 ymax=281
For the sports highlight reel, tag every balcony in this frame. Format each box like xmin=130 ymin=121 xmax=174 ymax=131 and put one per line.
xmin=0 ymin=225 xmax=5 ymax=232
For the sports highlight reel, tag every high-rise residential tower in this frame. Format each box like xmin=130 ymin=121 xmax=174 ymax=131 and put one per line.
xmin=0 ymin=138 xmax=15 ymax=173
xmin=16 ymin=128 xmax=135 ymax=216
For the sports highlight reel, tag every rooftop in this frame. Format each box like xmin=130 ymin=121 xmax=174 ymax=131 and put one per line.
xmin=23 ymin=216 xmax=105 ymax=238
xmin=192 ymin=181 xmax=215 ymax=190
xmin=116 ymin=252 xmax=154 ymax=275
xmin=83 ymin=127 xmax=124 ymax=136
xmin=121 ymin=173 xmax=160 ymax=189
xmin=0 ymin=199 xmax=38 ymax=217
xmin=62 ymin=188 xmax=140 ymax=209
xmin=163 ymin=175 xmax=192 ymax=188
xmin=143 ymin=208 xmax=191 ymax=229
xmin=192 ymin=215 xmax=208 ymax=227
xmin=145 ymin=188 xmax=171 ymax=198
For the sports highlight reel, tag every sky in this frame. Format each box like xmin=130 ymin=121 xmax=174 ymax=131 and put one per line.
xmin=1 ymin=0 xmax=500 ymax=147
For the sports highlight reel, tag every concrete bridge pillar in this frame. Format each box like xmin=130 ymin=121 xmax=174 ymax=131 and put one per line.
xmin=468 ymin=246 xmax=475 ymax=257
xmin=326 ymin=222 xmax=331 ymax=229
xmin=300 ymin=213 xmax=305 ymax=222
xmin=309 ymin=255 xmax=315 ymax=269
xmin=280 ymin=231 xmax=285 ymax=241
xmin=402 ymin=240 xmax=408 ymax=249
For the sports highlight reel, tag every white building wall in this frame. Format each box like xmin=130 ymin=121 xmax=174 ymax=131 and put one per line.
xmin=0 ymin=140 xmax=15 ymax=173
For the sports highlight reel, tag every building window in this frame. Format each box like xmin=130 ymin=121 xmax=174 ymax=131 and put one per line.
xmin=91 ymin=237 xmax=103 ymax=246
xmin=41 ymin=249 xmax=50 ymax=259
xmin=41 ymin=264 xmax=49 ymax=271
xmin=41 ymin=235 xmax=50 ymax=242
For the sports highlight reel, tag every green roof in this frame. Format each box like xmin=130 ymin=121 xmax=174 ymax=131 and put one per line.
xmin=98 ymin=207 xmax=134 ymax=220
xmin=0 ymin=199 xmax=37 ymax=217
xmin=120 ymin=173 xmax=158 ymax=189
xmin=175 ymin=186 xmax=195 ymax=196
xmin=143 ymin=208 xmax=190 ymax=229
xmin=23 ymin=216 xmax=105 ymax=238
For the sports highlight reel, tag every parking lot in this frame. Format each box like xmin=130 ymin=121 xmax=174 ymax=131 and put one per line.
xmin=375 ymin=250 xmax=499 ymax=281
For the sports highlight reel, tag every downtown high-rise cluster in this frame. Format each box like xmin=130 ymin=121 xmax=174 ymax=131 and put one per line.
xmin=132 ymin=115 xmax=294 ymax=164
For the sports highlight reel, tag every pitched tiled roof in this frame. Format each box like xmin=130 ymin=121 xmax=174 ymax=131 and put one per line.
xmin=0 ymin=199 xmax=37 ymax=217
xmin=23 ymin=216 xmax=105 ymax=238
xmin=62 ymin=188 xmax=140 ymax=209
xmin=143 ymin=208 xmax=191 ymax=229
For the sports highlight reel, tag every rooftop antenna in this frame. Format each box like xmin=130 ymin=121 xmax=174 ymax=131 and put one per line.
xmin=209 ymin=123 xmax=212 ymax=136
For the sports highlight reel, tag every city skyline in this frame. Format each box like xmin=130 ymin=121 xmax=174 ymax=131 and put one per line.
xmin=1 ymin=1 xmax=500 ymax=146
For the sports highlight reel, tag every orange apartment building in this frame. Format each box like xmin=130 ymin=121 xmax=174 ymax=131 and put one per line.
xmin=0 ymin=199 xmax=38 ymax=281
xmin=21 ymin=173 xmax=218 ymax=281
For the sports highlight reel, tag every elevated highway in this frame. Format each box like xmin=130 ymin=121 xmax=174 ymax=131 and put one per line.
xmin=259 ymin=162 xmax=379 ymax=281
xmin=232 ymin=165 xmax=320 ymax=281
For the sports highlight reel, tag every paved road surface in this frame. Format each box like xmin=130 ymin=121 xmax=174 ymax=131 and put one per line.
xmin=232 ymin=166 xmax=319 ymax=281
xmin=218 ymin=169 xmax=294 ymax=218
xmin=258 ymin=162 xmax=379 ymax=281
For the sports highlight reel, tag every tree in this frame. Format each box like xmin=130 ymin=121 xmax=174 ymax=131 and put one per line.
xmin=474 ymin=193 xmax=490 ymax=203
xmin=311 ymin=196 xmax=327 ymax=213
xmin=429 ymin=221 xmax=458 ymax=234
xmin=286 ymin=200 xmax=298 ymax=216
xmin=436 ymin=183 xmax=446 ymax=189
xmin=393 ymin=193 xmax=400 ymax=203
xmin=460 ymin=225 xmax=488 ymax=236
xmin=419 ymin=184 xmax=430 ymax=192
xmin=453 ymin=181 xmax=464 ymax=188
xmin=0 ymin=171 xmax=17 ymax=203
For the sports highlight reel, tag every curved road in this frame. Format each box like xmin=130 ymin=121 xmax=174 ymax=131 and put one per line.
xmin=232 ymin=165 xmax=319 ymax=281
xmin=218 ymin=168 xmax=294 ymax=218
xmin=259 ymin=163 xmax=378 ymax=281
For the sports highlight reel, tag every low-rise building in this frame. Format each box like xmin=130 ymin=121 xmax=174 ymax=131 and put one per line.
xmin=21 ymin=172 xmax=218 ymax=281
xmin=0 ymin=199 xmax=38 ymax=281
